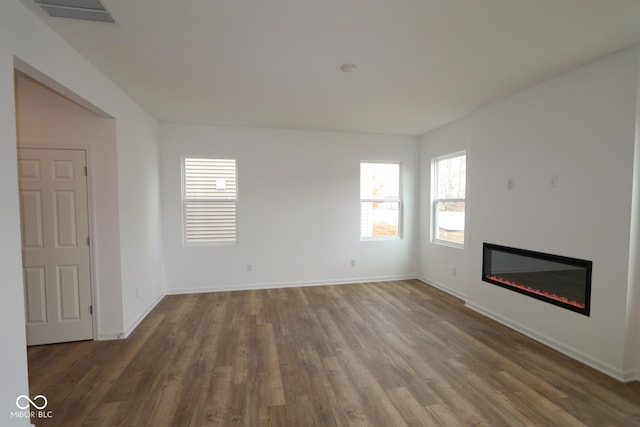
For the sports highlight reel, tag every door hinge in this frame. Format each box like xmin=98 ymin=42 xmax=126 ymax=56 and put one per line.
xmin=89 ymin=305 xmax=93 ymax=315
xmin=87 ymin=236 xmax=91 ymax=246
xmin=84 ymin=166 xmax=88 ymax=176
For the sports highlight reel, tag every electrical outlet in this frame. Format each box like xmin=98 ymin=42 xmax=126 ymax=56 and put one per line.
xmin=452 ymin=267 xmax=457 ymax=276
xmin=507 ymin=178 xmax=514 ymax=190
xmin=247 ymin=263 xmax=253 ymax=272
xmin=351 ymin=259 xmax=357 ymax=267
xmin=549 ymin=174 xmax=558 ymax=188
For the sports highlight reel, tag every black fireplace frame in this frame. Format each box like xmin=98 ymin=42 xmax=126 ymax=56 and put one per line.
xmin=482 ymin=243 xmax=592 ymax=316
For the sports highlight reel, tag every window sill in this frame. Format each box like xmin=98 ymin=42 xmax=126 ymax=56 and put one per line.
xmin=361 ymin=236 xmax=401 ymax=242
xmin=431 ymin=239 xmax=464 ymax=249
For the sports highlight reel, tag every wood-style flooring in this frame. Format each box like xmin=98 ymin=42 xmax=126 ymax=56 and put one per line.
xmin=27 ymin=280 xmax=640 ymax=426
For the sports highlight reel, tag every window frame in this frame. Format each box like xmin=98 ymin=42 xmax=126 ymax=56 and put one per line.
xmin=360 ymin=161 xmax=403 ymax=241
xmin=431 ymin=151 xmax=466 ymax=248
xmin=182 ymin=156 xmax=238 ymax=246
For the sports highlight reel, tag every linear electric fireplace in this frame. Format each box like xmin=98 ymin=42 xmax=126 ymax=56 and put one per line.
xmin=482 ymin=243 xmax=592 ymax=316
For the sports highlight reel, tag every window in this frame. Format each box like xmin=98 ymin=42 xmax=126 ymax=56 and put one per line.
xmin=432 ymin=152 xmax=466 ymax=247
xmin=360 ymin=162 xmax=401 ymax=239
xmin=183 ymin=157 xmax=237 ymax=244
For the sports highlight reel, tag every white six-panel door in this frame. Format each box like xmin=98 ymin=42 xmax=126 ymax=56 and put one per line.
xmin=18 ymin=148 xmax=93 ymax=345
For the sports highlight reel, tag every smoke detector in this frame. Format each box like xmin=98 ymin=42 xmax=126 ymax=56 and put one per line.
xmin=34 ymin=0 xmax=116 ymax=23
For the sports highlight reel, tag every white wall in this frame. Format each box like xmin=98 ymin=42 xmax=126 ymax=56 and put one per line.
xmin=0 ymin=15 xmax=30 ymax=426
xmin=115 ymin=103 xmax=164 ymax=336
xmin=160 ymin=124 xmax=418 ymax=292
xmin=624 ymin=53 xmax=640 ymax=378
xmin=421 ymin=47 xmax=640 ymax=380
xmin=0 ymin=1 xmax=164 ymax=422
xmin=418 ymin=117 xmax=471 ymax=299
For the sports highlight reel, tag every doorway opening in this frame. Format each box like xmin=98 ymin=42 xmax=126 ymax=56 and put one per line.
xmin=14 ymin=65 xmax=118 ymax=348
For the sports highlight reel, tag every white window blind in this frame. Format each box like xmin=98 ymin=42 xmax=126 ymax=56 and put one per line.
xmin=183 ymin=158 xmax=237 ymax=243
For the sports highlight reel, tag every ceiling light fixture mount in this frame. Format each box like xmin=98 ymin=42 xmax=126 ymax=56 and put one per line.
xmin=340 ymin=63 xmax=357 ymax=73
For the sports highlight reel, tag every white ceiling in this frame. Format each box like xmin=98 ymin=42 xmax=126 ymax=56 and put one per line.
xmin=19 ymin=0 xmax=640 ymax=135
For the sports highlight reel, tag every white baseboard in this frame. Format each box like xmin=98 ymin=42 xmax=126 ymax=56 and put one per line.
xmin=621 ymin=368 xmax=640 ymax=382
xmin=97 ymin=291 xmax=164 ymax=341
xmin=165 ymin=275 xmax=417 ymax=295
xmin=416 ymin=275 xmax=467 ymax=301
xmin=414 ymin=278 xmax=639 ymax=383
xmin=97 ymin=331 xmax=125 ymax=341
xmin=465 ymin=300 xmax=633 ymax=382
xmin=122 ymin=292 xmax=165 ymax=338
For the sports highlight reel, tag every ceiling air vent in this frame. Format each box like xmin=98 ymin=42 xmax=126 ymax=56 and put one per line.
xmin=34 ymin=0 xmax=116 ymax=23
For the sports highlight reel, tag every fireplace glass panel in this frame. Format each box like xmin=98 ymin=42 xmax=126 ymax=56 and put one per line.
xmin=482 ymin=243 xmax=592 ymax=316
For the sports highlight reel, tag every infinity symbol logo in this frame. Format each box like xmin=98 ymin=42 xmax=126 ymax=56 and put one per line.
xmin=16 ymin=394 xmax=48 ymax=410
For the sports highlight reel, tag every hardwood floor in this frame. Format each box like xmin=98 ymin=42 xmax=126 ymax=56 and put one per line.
xmin=27 ymin=280 xmax=640 ymax=426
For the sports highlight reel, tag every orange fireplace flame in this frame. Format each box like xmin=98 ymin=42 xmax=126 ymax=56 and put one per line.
xmin=486 ymin=275 xmax=585 ymax=309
